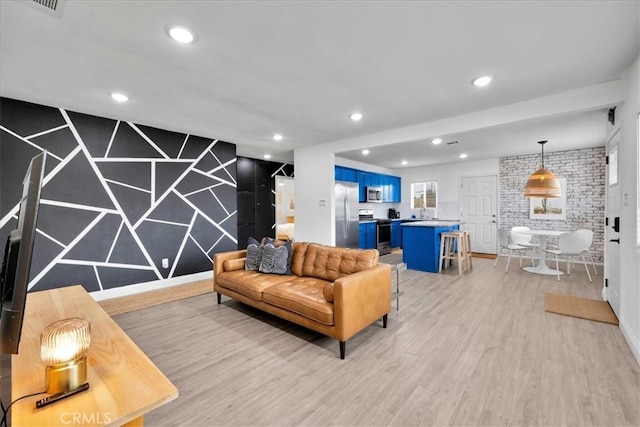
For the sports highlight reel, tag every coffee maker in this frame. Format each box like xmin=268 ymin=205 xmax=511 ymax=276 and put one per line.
xmin=388 ymin=208 xmax=400 ymax=219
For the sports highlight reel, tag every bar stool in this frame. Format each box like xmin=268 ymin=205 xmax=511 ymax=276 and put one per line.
xmin=439 ymin=231 xmax=466 ymax=274
xmin=461 ymin=230 xmax=473 ymax=271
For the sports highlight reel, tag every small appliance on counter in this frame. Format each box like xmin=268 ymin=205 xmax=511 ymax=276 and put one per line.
xmin=388 ymin=208 xmax=400 ymax=219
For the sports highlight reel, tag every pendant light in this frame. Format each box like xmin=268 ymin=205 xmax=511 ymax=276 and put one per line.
xmin=524 ymin=140 xmax=561 ymax=198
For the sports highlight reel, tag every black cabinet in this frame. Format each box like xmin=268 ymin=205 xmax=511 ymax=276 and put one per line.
xmin=237 ymin=157 xmax=256 ymax=191
xmin=236 ymin=157 xmax=293 ymax=249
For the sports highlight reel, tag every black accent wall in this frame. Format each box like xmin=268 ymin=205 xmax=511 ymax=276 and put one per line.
xmin=236 ymin=156 xmax=294 ymax=248
xmin=0 ymin=97 xmax=237 ymax=293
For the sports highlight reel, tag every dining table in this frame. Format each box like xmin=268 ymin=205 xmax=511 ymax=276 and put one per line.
xmin=518 ymin=229 xmax=566 ymax=275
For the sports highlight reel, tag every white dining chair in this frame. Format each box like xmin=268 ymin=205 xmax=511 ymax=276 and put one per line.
xmin=576 ymin=229 xmax=598 ymax=275
xmin=543 ymin=231 xmax=593 ymax=282
xmin=510 ymin=226 xmax=540 ymax=252
xmin=494 ymin=228 xmax=534 ymax=272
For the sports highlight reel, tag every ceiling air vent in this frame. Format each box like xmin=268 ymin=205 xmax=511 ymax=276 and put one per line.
xmin=18 ymin=0 xmax=66 ymax=18
xmin=446 ymin=141 xmax=459 ymax=145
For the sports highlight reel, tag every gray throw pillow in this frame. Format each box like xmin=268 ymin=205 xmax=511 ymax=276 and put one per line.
xmin=245 ymin=243 xmax=263 ymax=271
xmin=259 ymin=243 xmax=290 ymax=275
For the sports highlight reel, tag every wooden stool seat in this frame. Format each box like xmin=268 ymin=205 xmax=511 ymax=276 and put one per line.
xmin=439 ymin=230 xmax=472 ymax=274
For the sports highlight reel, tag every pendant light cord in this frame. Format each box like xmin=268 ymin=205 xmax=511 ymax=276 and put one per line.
xmin=539 ymin=140 xmax=547 ymax=168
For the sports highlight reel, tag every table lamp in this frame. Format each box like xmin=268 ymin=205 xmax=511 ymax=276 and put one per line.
xmin=40 ymin=317 xmax=90 ymax=394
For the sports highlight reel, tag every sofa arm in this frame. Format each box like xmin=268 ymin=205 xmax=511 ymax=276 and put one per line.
xmin=213 ymin=250 xmax=247 ymax=277
xmin=333 ymin=263 xmax=392 ymax=341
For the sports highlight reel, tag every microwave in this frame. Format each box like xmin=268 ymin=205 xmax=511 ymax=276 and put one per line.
xmin=366 ymin=186 xmax=383 ymax=203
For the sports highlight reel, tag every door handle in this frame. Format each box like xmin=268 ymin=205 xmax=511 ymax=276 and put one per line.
xmin=609 ymin=238 xmax=620 ymax=244
xmin=612 ymin=217 xmax=620 ymax=233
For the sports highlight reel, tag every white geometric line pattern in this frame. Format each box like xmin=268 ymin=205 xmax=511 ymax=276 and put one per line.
xmin=60 ymin=108 xmax=163 ymax=281
xmin=0 ymin=98 xmax=237 ymax=292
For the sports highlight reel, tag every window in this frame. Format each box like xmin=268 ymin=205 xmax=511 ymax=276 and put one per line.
xmin=609 ymin=145 xmax=618 ymax=186
xmin=411 ymin=182 xmax=437 ymax=209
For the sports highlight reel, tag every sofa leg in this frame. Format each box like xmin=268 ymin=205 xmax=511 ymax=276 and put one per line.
xmin=339 ymin=341 xmax=346 ymax=360
xmin=217 ymin=293 xmax=221 ymax=304
xmin=383 ymin=314 xmax=388 ymax=328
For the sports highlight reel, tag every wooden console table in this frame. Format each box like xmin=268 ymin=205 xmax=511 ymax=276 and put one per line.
xmin=11 ymin=285 xmax=178 ymax=426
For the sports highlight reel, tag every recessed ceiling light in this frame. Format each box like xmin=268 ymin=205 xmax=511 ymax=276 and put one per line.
xmin=431 ymin=138 xmax=442 ymax=145
xmin=401 ymin=160 xmax=408 ymax=166
xmin=362 ymin=149 xmax=370 ymax=155
xmin=278 ymin=182 xmax=285 ymax=186
xmin=263 ymin=154 xmax=271 ymax=159
xmin=472 ymin=75 xmax=493 ymax=87
xmin=110 ymin=92 xmax=129 ymax=103
xmin=459 ymin=153 xmax=468 ymax=159
xmin=350 ymin=112 xmax=363 ymax=122
xmin=169 ymin=26 xmax=195 ymax=44
xmin=273 ymin=134 xmax=283 ymax=141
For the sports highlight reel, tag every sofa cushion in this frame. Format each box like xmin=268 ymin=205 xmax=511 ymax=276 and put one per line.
xmin=216 ymin=270 xmax=293 ymax=301
xmin=258 ymin=241 xmax=292 ymax=275
xmin=223 ymin=258 xmax=246 ymax=272
xmin=245 ymin=237 xmax=276 ymax=271
xmin=322 ymin=283 xmax=334 ymax=303
xmin=245 ymin=244 xmax=263 ymax=271
xmin=301 ymin=244 xmax=379 ymax=281
xmin=290 ymin=242 xmax=310 ymax=276
xmin=263 ymin=277 xmax=334 ymax=325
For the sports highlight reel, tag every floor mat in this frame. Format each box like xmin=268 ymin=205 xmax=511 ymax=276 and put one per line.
xmin=544 ymin=292 xmax=618 ymax=325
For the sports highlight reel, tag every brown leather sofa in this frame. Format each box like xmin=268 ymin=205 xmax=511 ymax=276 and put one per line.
xmin=213 ymin=242 xmax=392 ymax=359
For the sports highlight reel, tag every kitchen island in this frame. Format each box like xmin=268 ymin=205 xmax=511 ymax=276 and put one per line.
xmin=401 ymin=220 xmax=461 ymax=273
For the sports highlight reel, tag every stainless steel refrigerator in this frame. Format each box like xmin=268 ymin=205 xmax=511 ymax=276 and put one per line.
xmin=335 ymin=181 xmax=359 ymax=248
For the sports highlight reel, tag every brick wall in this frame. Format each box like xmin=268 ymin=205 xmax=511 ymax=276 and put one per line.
xmin=499 ymin=146 xmax=605 ymax=262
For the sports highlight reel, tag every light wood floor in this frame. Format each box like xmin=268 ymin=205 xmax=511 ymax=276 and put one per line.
xmin=114 ymin=258 xmax=640 ymax=426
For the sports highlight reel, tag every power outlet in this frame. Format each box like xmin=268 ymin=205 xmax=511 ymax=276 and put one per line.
xmin=162 ymin=258 xmax=169 ymax=269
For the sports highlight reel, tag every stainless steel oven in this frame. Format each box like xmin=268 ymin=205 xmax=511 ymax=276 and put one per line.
xmin=376 ymin=219 xmax=392 ymax=255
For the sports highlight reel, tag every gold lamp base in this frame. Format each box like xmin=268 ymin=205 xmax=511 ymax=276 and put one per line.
xmin=45 ymin=356 xmax=87 ymax=394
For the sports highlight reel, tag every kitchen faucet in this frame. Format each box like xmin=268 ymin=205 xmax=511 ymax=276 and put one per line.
xmin=419 ymin=207 xmax=425 ymax=219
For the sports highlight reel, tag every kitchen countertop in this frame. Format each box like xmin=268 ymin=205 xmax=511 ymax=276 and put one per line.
xmin=401 ymin=220 xmax=462 ymax=227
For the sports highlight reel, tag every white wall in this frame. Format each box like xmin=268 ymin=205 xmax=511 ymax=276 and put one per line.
xmin=391 ymin=158 xmax=498 ymax=219
xmin=294 ymin=145 xmax=335 ymax=245
xmin=609 ymin=53 xmax=640 ymax=364
xmin=335 ymin=157 xmax=394 ymax=175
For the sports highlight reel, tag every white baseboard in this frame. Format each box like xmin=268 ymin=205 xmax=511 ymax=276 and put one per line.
xmin=620 ymin=317 xmax=640 ymax=367
xmin=90 ymin=271 xmax=212 ymax=302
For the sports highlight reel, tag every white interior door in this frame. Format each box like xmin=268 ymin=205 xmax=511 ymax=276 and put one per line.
xmin=605 ymin=131 xmax=620 ymax=316
xmin=460 ymin=175 xmax=497 ymax=254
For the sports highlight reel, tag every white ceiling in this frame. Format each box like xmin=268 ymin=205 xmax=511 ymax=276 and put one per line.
xmin=1 ymin=1 xmax=638 ymax=168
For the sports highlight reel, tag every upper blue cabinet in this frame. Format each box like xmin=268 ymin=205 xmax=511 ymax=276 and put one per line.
xmin=335 ymin=166 xmax=401 ymax=203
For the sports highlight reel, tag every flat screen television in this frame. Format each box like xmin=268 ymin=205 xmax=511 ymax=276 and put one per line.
xmin=0 ymin=151 xmax=46 ymax=354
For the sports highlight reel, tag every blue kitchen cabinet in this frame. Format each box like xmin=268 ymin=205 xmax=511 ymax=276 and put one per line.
xmin=401 ymin=223 xmax=460 ymax=272
xmin=391 ymin=220 xmax=401 ymax=248
xmin=357 ymin=171 xmax=367 ymax=202
xmin=391 ymin=176 xmax=402 ymax=202
xmin=358 ymin=223 xmax=367 ymax=249
xmin=380 ymin=175 xmax=390 ymax=202
xmin=342 ymin=167 xmax=357 ymax=182
xmin=358 ymin=222 xmax=376 ymax=249
xmin=365 ymin=222 xmax=376 ymax=249
xmin=335 ymin=166 xmax=357 ymax=182
xmin=342 ymin=167 xmax=401 ymax=203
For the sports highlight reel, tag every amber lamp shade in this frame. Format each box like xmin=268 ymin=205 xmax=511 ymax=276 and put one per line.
xmin=524 ymin=167 xmax=562 ymax=198
xmin=40 ymin=317 xmax=91 ymax=393
xmin=524 ymin=140 xmax=562 ymax=198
